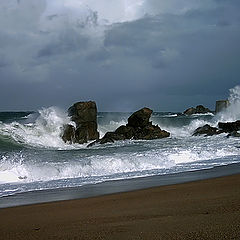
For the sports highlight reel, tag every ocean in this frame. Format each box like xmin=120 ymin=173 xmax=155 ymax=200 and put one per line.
xmin=0 ymin=88 xmax=240 ymax=199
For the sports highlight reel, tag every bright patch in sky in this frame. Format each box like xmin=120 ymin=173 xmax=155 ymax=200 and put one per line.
xmin=44 ymin=0 xmax=146 ymax=24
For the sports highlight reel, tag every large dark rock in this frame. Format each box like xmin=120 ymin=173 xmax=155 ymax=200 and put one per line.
xmin=218 ymin=120 xmax=240 ymax=132
xmin=68 ymin=101 xmax=97 ymax=127
xmin=184 ymin=105 xmax=212 ymax=115
xmin=62 ymin=101 xmax=99 ymax=144
xmin=62 ymin=124 xmax=76 ymax=143
xmin=93 ymin=107 xmax=170 ymax=145
xmin=115 ymin=125 xmax=135 ymax=139
xmin=127 ymin=108 xmax=153 ymax=128
xmin=133 ymin=124 xmax=170 ymax=140
xmin=193 ymin=124 xmax=221 ymax=136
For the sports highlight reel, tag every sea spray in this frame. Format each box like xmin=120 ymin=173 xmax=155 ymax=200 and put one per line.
xmin=154 ymin=85 xmax=240 ymax=137
xmin=216 ymin=85 xmax=240 ymax=122
xmin=0 ymin=107 xmax=76 ymax=149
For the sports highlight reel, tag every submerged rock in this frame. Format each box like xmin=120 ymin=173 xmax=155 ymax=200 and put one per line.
xmin=184 ymin=105 xmax=212 ymax=115
xmin=62 ymin=101 xmax=99 ymax=144
xmin=92 ymin=107 xmax=170 ymax=145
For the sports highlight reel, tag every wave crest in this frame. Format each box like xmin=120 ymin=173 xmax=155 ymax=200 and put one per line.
xmin=0 ymin=107 xmax=77 ymax=149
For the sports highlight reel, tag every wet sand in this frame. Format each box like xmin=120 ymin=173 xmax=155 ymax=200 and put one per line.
xmin=1 ymin=173 xmax=240 ymax=240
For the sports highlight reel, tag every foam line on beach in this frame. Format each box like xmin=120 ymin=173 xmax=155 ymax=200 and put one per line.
xmin=1 ymin=162 xmax=240 ymax=209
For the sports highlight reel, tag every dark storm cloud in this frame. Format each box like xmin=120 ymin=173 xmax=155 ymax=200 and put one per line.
xmin=0 ymin=0 xmax=239 ymax=111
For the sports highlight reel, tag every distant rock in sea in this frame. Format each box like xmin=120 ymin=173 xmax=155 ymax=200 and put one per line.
xmin=215 ymin=100 xmax=229 ymax=113
xmin=62 ymin=101 xmax=99 ymax=144
xmin=183 ymin=105 xmax=213 ymax=115
xmin=89 ymin=107 xmax=170 ymax=146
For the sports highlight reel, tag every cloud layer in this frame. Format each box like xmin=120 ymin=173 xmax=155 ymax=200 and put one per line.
xmin=0 ymin=0 xmax=240 ymax=111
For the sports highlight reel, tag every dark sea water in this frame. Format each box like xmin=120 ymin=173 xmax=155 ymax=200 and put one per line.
xmin=0 ymin=87 xmax=240 ymax=198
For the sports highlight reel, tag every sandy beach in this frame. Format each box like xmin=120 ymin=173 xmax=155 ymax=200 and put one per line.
xmin=1 ymin=173 xmax=240 ymax=240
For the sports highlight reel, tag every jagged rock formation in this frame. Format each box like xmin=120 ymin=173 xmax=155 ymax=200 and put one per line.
xmin=90 ymin=107 xmax=170 ymax=146
xmin=62 ymin=101 xmax=99 ymax=144
xmin=193 ymin=120 xmax=240 ymax=137
xmin=184 ymin=105 xmax=213 ymax=115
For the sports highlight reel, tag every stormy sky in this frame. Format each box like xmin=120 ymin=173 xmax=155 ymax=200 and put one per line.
xmin=0 ymin=0 xmax=239 ymax=112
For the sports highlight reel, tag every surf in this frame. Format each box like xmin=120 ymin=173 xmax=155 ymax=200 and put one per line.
xmin=0 ymin=85 xmax=240 ymax=198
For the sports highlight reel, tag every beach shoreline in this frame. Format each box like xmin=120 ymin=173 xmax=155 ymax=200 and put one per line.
xmin=1 ymin=162 xmax=240 ymax=209
xmin=1 ymin=172 xmax=240 ymax=239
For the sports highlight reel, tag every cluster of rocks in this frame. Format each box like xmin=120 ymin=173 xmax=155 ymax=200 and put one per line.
xmin=61 ymin=101 xmax=239 ymax=145
xmin=93 ymin=107 xmax=170 ymax=145
xmin=183 ymin=105 xmax=213 ymax=115
xmin=193 ymin=120 xmax=240 ymax=137
xmin=184 ymin=100 xmax=229 ymax=116
xmin=62 ymin=102 xmax=170 ymax=145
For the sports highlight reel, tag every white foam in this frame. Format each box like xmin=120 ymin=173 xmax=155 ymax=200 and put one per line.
xmin=0 ymin=107 xmax=83 ymax=150
xmin=98 ymin=119 xmax=127 ymax=138
xmin=216 ymin=85 xmax=240 ymax=122
xmin=1 ymin=134 xmax=239 ymax=186
xmin=192 ymin=113 xmax=214 ymax=117
xmin=1 ymin=86 xmax=240 ymax=195
xmin=163 ymin=114 xmax=178 ymax=117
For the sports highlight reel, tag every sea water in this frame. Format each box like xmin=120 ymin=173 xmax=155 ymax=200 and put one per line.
xmin=0 ymin=86 xmax=240 ymax=198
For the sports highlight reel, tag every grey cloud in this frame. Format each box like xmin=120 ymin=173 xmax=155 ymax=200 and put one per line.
xmin=0 ymin=0 xmax=239 ymax=111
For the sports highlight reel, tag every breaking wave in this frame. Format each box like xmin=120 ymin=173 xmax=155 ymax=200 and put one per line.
xmin=0 ymin=107 xmax=81 ymax=150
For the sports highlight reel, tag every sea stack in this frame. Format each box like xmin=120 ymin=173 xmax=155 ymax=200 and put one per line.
xmin=215 ymin=100 xmax=229 ymax=113
xmin=62 ymin=101 xmax=99 ymax=144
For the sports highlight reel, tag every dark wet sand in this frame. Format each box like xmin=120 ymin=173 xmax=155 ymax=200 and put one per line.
xmin=1 ymin=174 xmax=240 ymax=240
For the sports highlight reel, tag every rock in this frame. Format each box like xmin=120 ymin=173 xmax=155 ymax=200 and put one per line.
xmin=115 ymin=125 xmax=135 ymax=139
xmin=218 ymin=120 xmax=240 ymax=132
xmin=193 ymin=124 xmax=220 ymax=136
xmin=62 ymin=124 xmax=76 ymax=143
xmin=193 ymin=120 xmax=240 ymax=137
xmin=183 ymin=107 xmax=196 ymax=115
xmin=195 ymin=105 xmax=212 ymax=114
xmin=227 ymin=131 xmax=240 ymax=138
xmin=184 ymin=105 xmax=212 ymax=115
xmin=134 ymin=125 xmax=170 ymax=140
xmin=99 ymin=132 xmax=126 ymax=144
xmin=68 ymin=101 xmax=97 ymax=127
xmin=127 ymin=108 xmax=153 ymax=128
xmin=96 ymin=107 xmax=170 ymax=145
xmin=62 ymin=101 xmax=99 ymax=144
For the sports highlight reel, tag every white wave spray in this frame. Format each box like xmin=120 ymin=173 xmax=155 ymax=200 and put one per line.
xmin=0 ymin=107 xmax=78 ymax=149
xmin=217 ymin=85 xmax=240 ymax=122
